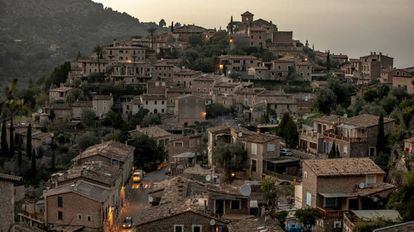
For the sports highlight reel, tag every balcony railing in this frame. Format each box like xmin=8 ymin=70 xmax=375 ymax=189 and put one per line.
xmin=316 ymin=207 xmax=344 ymax=219
xmin=323 ymin=132 xmax=367 ymax=143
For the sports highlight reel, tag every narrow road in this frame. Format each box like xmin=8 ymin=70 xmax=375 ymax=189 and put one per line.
xmin=118 ymin=168 xmax=168 ymax=231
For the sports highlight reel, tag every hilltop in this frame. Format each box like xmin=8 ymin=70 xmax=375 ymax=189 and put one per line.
xmin=0 ymin=0 xmax=155 ymax=87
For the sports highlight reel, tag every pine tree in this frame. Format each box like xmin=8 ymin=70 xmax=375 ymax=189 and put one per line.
xmin=1 ymin=120 xmax=9 ymax=156
xmin=376 ymin=113 xmax=386 ymax=154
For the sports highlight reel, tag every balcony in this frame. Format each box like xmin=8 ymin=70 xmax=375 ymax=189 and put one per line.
xmin=323 ymin=132 xmax=367 ymax=143
xmin=316 ymin=207 xmax=344 ymax=219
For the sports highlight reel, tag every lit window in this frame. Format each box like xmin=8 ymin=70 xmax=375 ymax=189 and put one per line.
xmin=306 ymin=192 xmax=312 ymax=206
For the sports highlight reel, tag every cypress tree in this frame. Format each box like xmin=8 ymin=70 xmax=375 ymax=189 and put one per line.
xmin=16 ymin=134 xmax=22 ymax=167
xmin=376 ymin=113 xmax=386 ymax=154
xmin=328 ymin=141 xmax=337 ymax=158
xmin=27 ymin=123 xmax=32 ymax=158
xmin=31 ymin=148 xmax=36 ymax=177
xmin=9 ymin=117 xmax=14 ymax=156
xmin=326 ymin=50 xmax=331 ymax=71
xmin=1 ymin=120 xmax=9 ymax=156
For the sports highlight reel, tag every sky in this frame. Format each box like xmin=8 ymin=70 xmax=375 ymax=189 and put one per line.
xmin=94 ymin=0 xmax=414 ymax=68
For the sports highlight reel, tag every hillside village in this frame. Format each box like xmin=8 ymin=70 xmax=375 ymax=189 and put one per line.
xmin=1 ymin=11 xmax=414 ymax=232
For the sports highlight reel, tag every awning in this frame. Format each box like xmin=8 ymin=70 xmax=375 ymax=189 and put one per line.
xmin=173 ymin=152 xmax=196 ymax=159
xmin=319 ymin=192 xmax=350 ymax=198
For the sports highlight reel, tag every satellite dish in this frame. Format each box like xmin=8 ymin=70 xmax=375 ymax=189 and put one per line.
xmin=238 ymin=132 xmax=243 ymax=137
xmin=205 ymin=175 xmax=212 ymax=182
xmin=209 ymin=219 xmax=216 ymax=226
xmin=358 ymin=183 xmax=365 ymax=189
xmin=240 ymin=184 xmax=252 ymax=197
xmin=148 ymin=196 xmax=154 ymax=203
xmin=38 ymin=108 xmax=43 ymax=114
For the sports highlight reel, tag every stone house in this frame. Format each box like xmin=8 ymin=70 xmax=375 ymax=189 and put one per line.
xmin=71 ymin=141 xmax=135 ymax=186
xmin=343 ymin=210 xmax=401 ymax=232
xmin=168 ymin=133 xmax=206 ymax=162
xmin=44 ymin=180 xmax=114 ymax=231
xmin=135 ymin=200 xmax=228 ymax=232
xmin=74 ymin=58 xmax=108 ymax=77
xmin=299 ymin=114 xmax=395 ymax=157
xmin=103 ymin=43 xmax=146 ymax=63
xmin=129 ymin=126 xmax=172 ymax=148
xmin=300 ymin=158 xmax=395 ymax=232
xmin=295 ymin=60 xmax=313 ymax=81
xmin=252 ymin=90 xmax=298 ymax=120
xmin=140 ymin=94 xmax=167 ymax=114
xmin=391 ymin=69 xmax=414 ymax=95
xmin=172 ymin=69 xmax=202 ymax=88
xmin=173 ymin=24 xmax=207 ymax=42
xmin=0 ymin=173 xmax=22 ymax=232
xmin=191 ymin=75 xmax=221 ymax=99
xmin=174 ymin=95 xmax=206 ymax=127
xmin=166 ymin=86 xmax=193 ymax=114
xmin=153 ymin=59 xmax=176 ymax=80
xmin=49 ymin=86 xmax=74 ymax=103
xmin=50 ymin=104 xmax=72 ymax=122
xmin=92 ymin=95 xmax=113 ymax=119
xmin=218 ymin=55 xmax=261 ymax=73
xmin=242 ymin=133 xmax=281 ymax=179
xmin=109 ymin=61 xmax=153 ymax=84
xmin=359 ymin=52 xmax=394 ymax=81
xmin=71 ymin=101 xmax=93 ymax=120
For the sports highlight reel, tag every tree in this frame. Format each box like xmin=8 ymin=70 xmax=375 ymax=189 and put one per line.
xmin=9 ymin=117 xmax=14 ymax=157
xmin=326 ymin=50 xmax=331 ymax=71
xmin=103 ymin=111 xmax=125 ymax=130
xmin=206 ymin=103 xmax=231 ymax=119
xmin=376 ymin=113 xmax=386 ymax=154
xmin=295 ymin=208 xmax=321 ymax=232
xmin=147 ymin=26 xmax=157 ymax=49
xmin=129 ymin=134 xmax=167 ymax=171
xmin=213 ymin=142 xmax=247 ymax=181
xmin=93 ymin=45 xmax=103 ymax=59
xmin=328 ymin=141 xmax=338 ymax=158
xmin=388 ymin=171 xmax=414 ymax=221
xmin=48 ymin=109 xmax=56 ymax=121
xmin=260 ymin=177 xmax=291 ymax=210
xmin=81 ymin=109 xmax=96 ymax=128
xmin=77 ymin=132 xmax=100 ymax=150
xmin=141 ymin=114 xmax=161 ymax=127
xmin=1 ymin=120 xmax=9 ymax=156
xmin=284 ymin=119 xmax=299 ymax=149
xmin=314 ymin=88 xmax=337 ymax=115
xmin=278 ymin=113 xmax=299 ymax=148
xmin=26 ymin=123 xmax=32 ymax=158
xmin=189 ymin=35 xmax=203 ymax=47
xmin=159 ymin=19 xmax=166 ymax=27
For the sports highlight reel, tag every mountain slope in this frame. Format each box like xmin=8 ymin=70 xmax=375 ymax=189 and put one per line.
xmin=0 ymin=0 xmax=154 ymax=87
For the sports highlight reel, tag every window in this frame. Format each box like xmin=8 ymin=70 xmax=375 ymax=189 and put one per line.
xmin=87 ymin=216 xmax=92 ymax=222
xmin=251 ymin=143 xmax=257 ymax=155
xmin=77 ymin=214 xmax=82 ymax=220
xmin=366 ymin=175 xmax=376 ymax=185
xmin=306 ymin=192 xmax=312 ymax=206
xmin=324 ymin=198 xmax=338 ymax=208
xmin=267 ymin=144 xmax=275 ymax=152
xmin=304 ymin=171 xmax=308 ymax=179
xmin=111 ymin=159 xmax=120 ymax=166
xmin=174 ymin=225 xmax=184 ymax=232
xmin=231 ymin=200 xmax=241 ymax=210
xmin=192 ymin=225 xmax=202 ymax=232
xmin=58 ymin=211 xmax=63 ymax=220
xmin=57 ymin=196 xmax=63 ymax=207
xmin=251 ymin=159 xmax=257 ymax=172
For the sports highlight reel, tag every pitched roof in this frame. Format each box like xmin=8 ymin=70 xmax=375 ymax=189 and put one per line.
xmin=244 ymin=133 xmax=280 ymax=143
xmin=134 ymin=126 xmax=171 ymax=138
xmin=228 ymin=215 xmax=283 ymax=232
xmin=342 ymin=114 xmax=394 ymax=128
xmin=241 ymin=11 xmax=254 ymax=16
xmin=44 ymin=180 xmax=111 ymax=203
xmin=54 ymin=162 xmax=121 ymax=187
xmin=0 ymin=173 xmax=22 ymax=182
xmin=351 ymin=210 xmax=401 ymax=222
xmin=50 ymin=86 xmax=73 ymax=93
xmin=303 ymin=158 xmax=385 ymax=176
xmin=141 ymin=94 xmax=167 ymax=101
xmin=72 ymin=141 xmax=134 ymax=163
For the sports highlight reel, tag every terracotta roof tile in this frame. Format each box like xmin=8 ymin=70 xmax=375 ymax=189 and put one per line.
xmin=303 ymin=158 xmax=385 ymax=176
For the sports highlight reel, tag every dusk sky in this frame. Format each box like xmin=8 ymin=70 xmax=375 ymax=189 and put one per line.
xmin=94 ymin=0 xmax=414 ymax=67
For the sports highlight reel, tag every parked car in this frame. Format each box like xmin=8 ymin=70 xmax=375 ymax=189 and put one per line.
xmin=280 ymin=148 xmax=292 ymax=156
xmin=122 ymin=216 xmax=133 ymax=229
